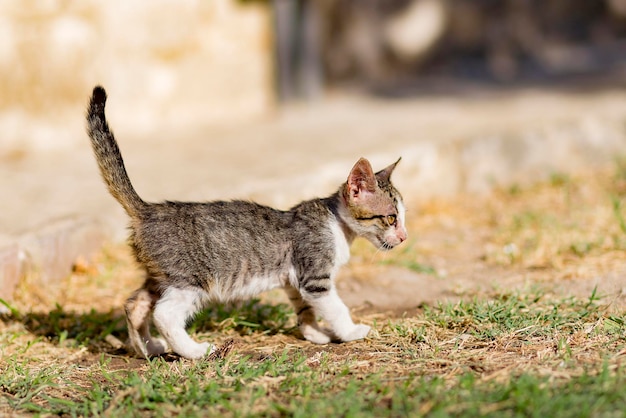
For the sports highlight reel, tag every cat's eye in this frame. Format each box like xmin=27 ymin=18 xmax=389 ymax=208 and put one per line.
xmin=386 ymin=214 xmax=397 ymax=226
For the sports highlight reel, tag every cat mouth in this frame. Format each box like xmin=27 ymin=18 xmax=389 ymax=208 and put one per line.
xmin=379 ymin=240 xmax=396 ymax=251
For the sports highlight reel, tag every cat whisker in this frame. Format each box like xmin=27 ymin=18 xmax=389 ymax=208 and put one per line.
xmin=370 ymin=241 xmax=394 ymax=262
xmin=366 ymin=242 xmax=385 ymax=263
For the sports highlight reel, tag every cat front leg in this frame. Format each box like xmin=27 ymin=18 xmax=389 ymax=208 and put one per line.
xmin=301 ymin=285 xmax=371 ymax=343
xmin=284 ymin=284 xmax=332 ymax=344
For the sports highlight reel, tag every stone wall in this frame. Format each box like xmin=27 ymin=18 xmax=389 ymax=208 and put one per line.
xmin=0 ymin=0 xmax=274 ymax=154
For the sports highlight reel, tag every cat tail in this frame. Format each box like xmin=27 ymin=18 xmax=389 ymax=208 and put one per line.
xmin=87 ymin=86 xmax=147 ymax=218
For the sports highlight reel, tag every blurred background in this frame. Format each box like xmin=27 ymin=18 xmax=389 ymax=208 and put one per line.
xmin=2 ymin=0 xmax=626 ymax=151
xmin=0 ymin=0 xmax=272 ymax=152
xmin=319 ymin=0 xmax=626 ymax=90
xmin=4 ymin=0 xmax=626 ymax=301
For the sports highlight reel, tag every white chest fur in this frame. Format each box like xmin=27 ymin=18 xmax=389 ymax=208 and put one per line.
xmin=329 ymin=218 xmax=351 ymax=270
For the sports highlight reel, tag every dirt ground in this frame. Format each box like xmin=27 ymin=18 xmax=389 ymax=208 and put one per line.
xmin=2 ymin=162 xmax=626 ymax=418
xmin=341 ymin=166 xmax=626 ymax=311
xmin=12 ymin=162 xmax=626 ymax=320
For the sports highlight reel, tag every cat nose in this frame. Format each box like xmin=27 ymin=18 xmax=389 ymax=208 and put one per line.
xmin=397 ymin=228 xmax=407 ymax=242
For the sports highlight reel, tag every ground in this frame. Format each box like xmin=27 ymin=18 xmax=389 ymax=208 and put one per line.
xmin=1 ymin=163 xmax=626 ymax=416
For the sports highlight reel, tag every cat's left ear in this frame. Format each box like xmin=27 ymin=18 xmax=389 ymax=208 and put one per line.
xmin=347 ymin=158 xmax=378 ymax=200
xmin=375 ymin=157 xmax=401 ymax=183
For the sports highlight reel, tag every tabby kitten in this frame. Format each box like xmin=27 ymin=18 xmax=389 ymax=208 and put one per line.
xmin=86 ymin=86 xmax=407 ymax=359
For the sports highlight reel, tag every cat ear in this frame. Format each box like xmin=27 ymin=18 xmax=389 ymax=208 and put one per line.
xmin=347 ymin=158 xmax=377 ymax=199
xmin=375 ymin=157 xmax=401 ymax=183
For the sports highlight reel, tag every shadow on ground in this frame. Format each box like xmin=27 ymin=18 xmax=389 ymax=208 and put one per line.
xmin=1 ymin=299 xmax=298 ymax=358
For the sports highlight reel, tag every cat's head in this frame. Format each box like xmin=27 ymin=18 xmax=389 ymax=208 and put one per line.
xmin=341 ymin=157 xmax=407 ymax=250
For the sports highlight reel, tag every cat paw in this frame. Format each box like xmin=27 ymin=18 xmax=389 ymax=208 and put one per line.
xmin=301 ymin=324 xmax=332 ymax=344
xmin=176 ymin=342 xmax=215 ymax=360
xmin=146 ymin=337 xmax=168 ymax=356
xmin=339 ymin=324 xmax=371 ymax=342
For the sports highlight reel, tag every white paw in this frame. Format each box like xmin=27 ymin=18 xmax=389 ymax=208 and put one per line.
xmin=301 ymin=324 xmax=332 ymax=344
xmin=176 ymin=342 xmax=214 ymax=360
xmin=339 ymin=324 xmax=371 ymax=342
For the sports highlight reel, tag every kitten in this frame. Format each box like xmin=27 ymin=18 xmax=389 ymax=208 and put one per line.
xmin=86 ymin=86 xmax=407 ymax=359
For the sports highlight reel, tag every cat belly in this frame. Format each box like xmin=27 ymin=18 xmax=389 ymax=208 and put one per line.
xmin=211 ymin=270 xmax=293 ymax=303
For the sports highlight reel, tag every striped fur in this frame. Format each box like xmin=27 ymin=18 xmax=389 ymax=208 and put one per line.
xmin=86 ymin=86 xmax=407 ymax=359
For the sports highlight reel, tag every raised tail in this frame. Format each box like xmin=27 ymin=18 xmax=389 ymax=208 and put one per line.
xmin=87 ymin=86 xmax=146 ymax=218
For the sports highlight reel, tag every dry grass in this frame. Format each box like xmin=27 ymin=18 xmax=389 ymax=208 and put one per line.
xmin=2 ymin=165 xmax=626 ymax=416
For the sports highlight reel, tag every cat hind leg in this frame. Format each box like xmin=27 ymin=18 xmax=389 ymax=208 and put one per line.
xmin=152 ymin=287 xmax=214 ymax=360
xmin=125 ymin=288 xmax=168 ymax=357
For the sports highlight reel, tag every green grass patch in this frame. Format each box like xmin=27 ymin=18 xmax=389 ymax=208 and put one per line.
xmin=2 ymin=292 xmax=626 ymax=416
xmin=190 ymin=299 xmax=295 ymax=336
